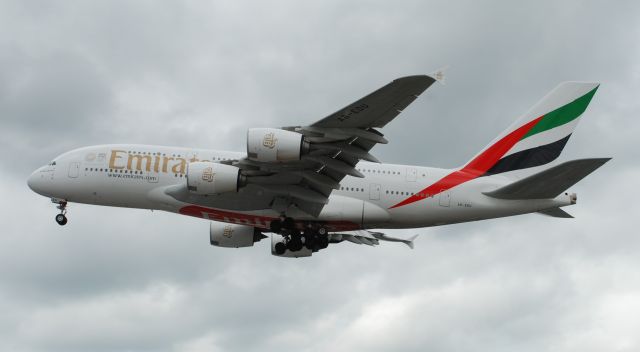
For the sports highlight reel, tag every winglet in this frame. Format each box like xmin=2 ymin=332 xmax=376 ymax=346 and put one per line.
xmin=430 ymin=66 xmax=449 ymax=85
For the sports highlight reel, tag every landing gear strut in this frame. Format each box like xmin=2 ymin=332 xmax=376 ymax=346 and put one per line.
xmin=269 ymin=215 xmax=296 ymax=234
xmin=54 ymin=200 xmax=68 ymax=226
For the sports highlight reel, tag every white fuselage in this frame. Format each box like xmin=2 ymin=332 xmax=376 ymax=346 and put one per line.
xmin=27 ymin=144 xmax=572 ymax=231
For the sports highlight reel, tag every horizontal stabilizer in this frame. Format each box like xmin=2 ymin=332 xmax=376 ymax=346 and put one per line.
xmin=332 ymin=231 xmax=418 ymax=249
xmin=369 ymin=232 xmax=418 ymax=249
xmin=484 ymin=158 xmax=611 ymax=200
xmin=537 ymin=207 xmax=574 ymax=218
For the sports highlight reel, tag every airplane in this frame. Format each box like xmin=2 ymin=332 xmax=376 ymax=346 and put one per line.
xmin=27 ymin=73 xmax=610 ymax=257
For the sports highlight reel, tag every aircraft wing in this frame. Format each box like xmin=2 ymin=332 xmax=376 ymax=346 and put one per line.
xmin=232 ymin=74 xmax=438 ymax=216
xmin=310 ymin=75 xmax=437 ymax=128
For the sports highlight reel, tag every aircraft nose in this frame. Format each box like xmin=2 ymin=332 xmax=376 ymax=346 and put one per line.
xmin=27 ymin=166 xmax=51 ymax=196
xmin=27 ymin=168 xmax=41 ymax=192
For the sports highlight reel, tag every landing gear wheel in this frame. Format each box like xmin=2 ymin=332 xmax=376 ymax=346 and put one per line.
xmin=303 ymin=230 xmax=316 ymax=250
xmin=318 ymin=234 xmax=329 ymax=249
xmin=317 ymin=226 xmax=327 ymax=236
xmin=274 ymin=242 xmax=287 ymax=255
xmin=287 ymin=236 xmax=303 ymax=252
xmin=53 ymin=200 xmax=68 ymax=226
xmin=55 ymin=214 xmax=67 ymax=226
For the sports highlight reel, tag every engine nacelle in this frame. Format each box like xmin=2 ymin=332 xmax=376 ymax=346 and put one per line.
xmin=270 ymin=234 xmax=313 ymax=258
xmin=210 ymin=222 xmax=266 ymax=248
xmin=187 ymin=162 xmax=240 ymax=195
xmin=247 ymin=128 xmax=308 ymax=162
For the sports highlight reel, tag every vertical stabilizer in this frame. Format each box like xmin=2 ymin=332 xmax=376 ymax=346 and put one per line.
xmin=463 ymin=82 xmax=599 ymax=176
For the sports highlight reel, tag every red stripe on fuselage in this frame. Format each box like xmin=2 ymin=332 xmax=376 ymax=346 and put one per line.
xmin=179 ymin=205 xmax=361 ymax=231
xmin=389 ymin=116 xmax=543 ymax=209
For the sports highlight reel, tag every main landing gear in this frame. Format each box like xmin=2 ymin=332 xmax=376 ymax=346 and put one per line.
xmin=271 ymin=216 xmax=329 ymax=255
xmin=54 ymin=200 xmax=68 ymax=226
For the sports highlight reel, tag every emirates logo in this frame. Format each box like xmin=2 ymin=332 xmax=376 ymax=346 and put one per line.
xmin=223 ymin=225 xmax=234 ymax=238
xmin=201 ymin=167 xmax=215 ymax=182
xmin=262 ymin=132 xmax=277 ymax=149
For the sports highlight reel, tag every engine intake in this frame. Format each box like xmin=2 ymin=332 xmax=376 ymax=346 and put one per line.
xmin=187 ymin=162 xmax=240 ymax=195
xmin=247 ymin=128 xmax=309 ymax=162
xmin=210 ymin=222 xmax=266 ymax=248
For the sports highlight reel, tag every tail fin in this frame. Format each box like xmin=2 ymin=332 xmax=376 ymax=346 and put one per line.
xmin=463 ymin=82 xmax=599 ymax=176
xmin=388 ymin=82 xmax=600 ymax=210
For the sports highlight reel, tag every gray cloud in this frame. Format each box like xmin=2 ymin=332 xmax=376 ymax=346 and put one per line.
xmin=1 ymin=0 xmax=639 ymax=351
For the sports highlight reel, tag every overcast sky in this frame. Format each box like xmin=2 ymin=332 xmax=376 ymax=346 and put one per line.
xmin=1 ymin=1 xmax=639 ymax=351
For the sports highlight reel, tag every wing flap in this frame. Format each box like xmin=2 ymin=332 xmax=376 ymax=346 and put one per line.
xmin=300 ymin=126 xmax=389 ymax=144
xmin=309 ymin=143 xmax=380 ymax=163
xmin=303 ymin=155 xmax=364 ymax=178
xmin=295 ymin=171 xmax=340 ymax=190
xmin=254 ymin=184 xmax=329 ymax=204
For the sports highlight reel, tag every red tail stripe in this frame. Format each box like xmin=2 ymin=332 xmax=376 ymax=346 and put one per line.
xmin=389 ymin=116 xmax=543 ymax=209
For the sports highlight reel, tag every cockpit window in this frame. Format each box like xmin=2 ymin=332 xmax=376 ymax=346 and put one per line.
xmin=49 ymin=161 xmax=57 ymax=166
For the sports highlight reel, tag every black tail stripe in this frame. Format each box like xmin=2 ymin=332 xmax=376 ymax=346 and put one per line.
xmin=484 ymin=134 xmax=572 ymax=176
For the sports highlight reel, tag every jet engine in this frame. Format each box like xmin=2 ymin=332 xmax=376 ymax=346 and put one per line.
xmin=187 ymin=162 xmax=240 ymax=195
xmin=246 ymin=128 xmax=309 ymax=162
xmin=210 ymin=222 xmax=267 ymax=248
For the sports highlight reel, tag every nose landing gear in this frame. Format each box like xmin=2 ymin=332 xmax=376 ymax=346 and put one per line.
xmin=53 ymin=200 xmax=68 ymax=226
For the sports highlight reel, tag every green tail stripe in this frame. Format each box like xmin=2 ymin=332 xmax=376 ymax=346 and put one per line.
xmin=522 ymin=86 xmax=598 ymax=140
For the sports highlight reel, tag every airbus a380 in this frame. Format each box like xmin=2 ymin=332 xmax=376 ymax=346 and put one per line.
xmin=27 ymin=73 xmax=610 ymax=257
